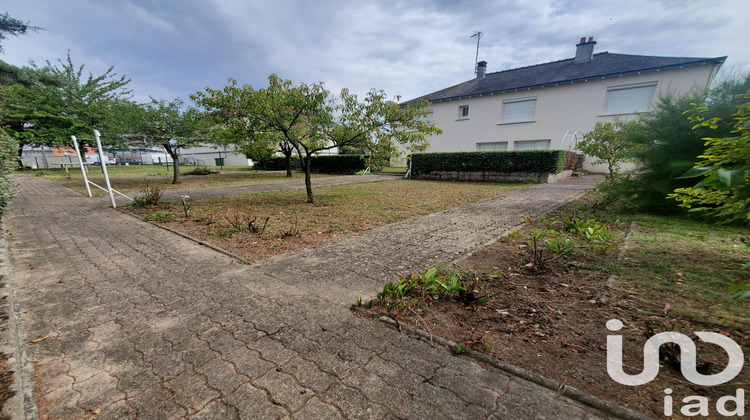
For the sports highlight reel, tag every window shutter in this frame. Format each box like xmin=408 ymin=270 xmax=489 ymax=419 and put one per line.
xmin=514 ymin=140 xmax=550 ymax=151
xmin=604 ymin=83 xmax=656 ymax=115
xmin=477 ymin=142 xmax=508 ymax=151
xmin=502 ymin=98 xmax=537 ymax=123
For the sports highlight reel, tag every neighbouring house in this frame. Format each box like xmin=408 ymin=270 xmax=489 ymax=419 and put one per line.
xmin=403 ymin=37 xmax=726 ymax=171
xmin=177 ymin=143 xmax=251 ymax=167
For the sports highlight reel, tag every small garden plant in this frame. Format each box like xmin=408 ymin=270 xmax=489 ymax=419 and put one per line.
xmin=522 ymin=216 xmax=621 ymax=270
xmin=372 ymin=264 xmax=488 ymax=314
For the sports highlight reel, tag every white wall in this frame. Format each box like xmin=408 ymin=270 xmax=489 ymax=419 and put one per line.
xmin=422 ymin=64 xmax=718 ymax=172
xmin=178 ymin=144 xmax=251 ymax=166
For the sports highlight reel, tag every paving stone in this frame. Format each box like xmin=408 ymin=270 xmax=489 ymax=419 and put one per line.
xmin=166 ymin=371 xmax=219 ymax=412
xmin=190 ymin=399 xmax=240 ymax=419
xmin=110 ymin=361 xmax=160 ymax=397
xmin=321 ymin=381 xmax=393 ymax=420
xmin=224 ymin=383 xmax=289 ymax=419
xmin=34 ymin=359 xmax=73 ymax=394
xmin=6 ymin=175 xmax=617 ymax=420
xmin=72 ymin=371 xmax=123 ymax=412
xmin=431 ymin=365 xmax=500 ymax=410
xmin=293 ymin=396 xmax=345 ymax=420
xmin=224 ymin=346 xmax=274 ymax=380
xmin=254 ymin=369 xmax=313 ymax=412
xmin=280 ymin=357 xmax=336 ymax=394
xmin=126 ymin=383 xmax=187 ymax=420
xmin=197 ymin=357 xmax=248 ymax=395
xmin=35 ymin=384 xmax=86 ymax=419
xmin=252 ymin=336 xmax=297 ymax=366
xmin=93 ymin=400 xmax=136 ymax=419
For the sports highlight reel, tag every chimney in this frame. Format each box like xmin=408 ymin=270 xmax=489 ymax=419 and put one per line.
xmin=476 ymin=61 xmax=487 ymax=78
xmin=574 ymin=36 xmax=596 ymax=64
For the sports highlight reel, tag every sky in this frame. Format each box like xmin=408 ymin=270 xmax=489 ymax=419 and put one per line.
xmin=2 ymin=1 xmax=747 ymax=104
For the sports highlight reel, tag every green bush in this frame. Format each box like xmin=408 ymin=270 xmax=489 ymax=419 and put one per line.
xmin=597 ymin=75 xmax=750 ymax=214
xmin=0 ymin=130 xmax=19 ymax=213
xmin=255 ymin=156 xmax=302 ymax=171
xmin=255 ymin=155 xmax=366 ymax=174
xmin=411 ymin=150 xmax=567 ymax=175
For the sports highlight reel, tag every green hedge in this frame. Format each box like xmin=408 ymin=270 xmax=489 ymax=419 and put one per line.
xmin=255 ymin=154 xmax=367 ymax=174
xmin=411 ymin=150 xmax=567 ymax=175
xmin=255 ymin=156 xmax=301 ymax=171
xmin=0 ymin=130 xmax=18 ymax=213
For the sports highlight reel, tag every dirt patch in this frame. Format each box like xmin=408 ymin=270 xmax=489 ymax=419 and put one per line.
xmin=127 ymin=180 xmax=525 ymax=262
xmin=363 ymin=202 xmax=749 ymax=419
xmin=0 ymin=357 xmax=12 ymax=420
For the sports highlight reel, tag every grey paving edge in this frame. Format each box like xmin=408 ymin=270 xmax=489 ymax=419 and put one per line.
xmin=351 ymin=306 xmax=652 ymax=420
xmin=0 ymin=215 xmax=38 ymax=420
xmin=115 ymin=208 xmax=252 ymax=264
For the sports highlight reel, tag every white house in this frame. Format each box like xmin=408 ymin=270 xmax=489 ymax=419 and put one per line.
xmin=404 ymin=37 xmax=725 ymax=171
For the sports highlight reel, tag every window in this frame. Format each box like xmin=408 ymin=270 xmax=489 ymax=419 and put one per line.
xmin=458 ymin=105 xmax=469 ymax=119
xmin=502 ymin=97 xmax=536 ymax=123
xmin=476 ymin=142 xmax=508 ymax=151
xmin=418 ymin=110 xmax=434 ymax=122
xmin=604 ymin=82 xmax=656 ymax=115
xmin=514 ymin=140 xmax=550 ymax=151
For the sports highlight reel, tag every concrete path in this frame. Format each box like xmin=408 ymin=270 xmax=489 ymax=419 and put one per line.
xmin=4 ymin=174 xmax=622 ymax=419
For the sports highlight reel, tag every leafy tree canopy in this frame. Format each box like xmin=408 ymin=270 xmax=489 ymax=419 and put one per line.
xmin=193 ymin=74 xmax=439 ymax=202
xmin=670 ymin=95 xmax=750 ymax=224
xmin=578 ymin=120 xmax=640 ymax=182
xmin=0 ymin=52 xmax=132 ymax=148
xmin=0 ymin=12 xmax=40 ymax=53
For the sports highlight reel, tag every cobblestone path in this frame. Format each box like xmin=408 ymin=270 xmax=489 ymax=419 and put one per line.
xmin=4 ymin=175 xmax=619 ymax=419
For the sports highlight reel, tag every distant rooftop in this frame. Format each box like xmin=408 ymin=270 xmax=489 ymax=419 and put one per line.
xmin=404 ymin=38 xmax=725 ymax=104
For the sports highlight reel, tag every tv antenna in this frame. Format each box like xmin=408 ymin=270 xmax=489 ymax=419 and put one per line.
xmin=471 ymin=31 xmax=482 ymax=76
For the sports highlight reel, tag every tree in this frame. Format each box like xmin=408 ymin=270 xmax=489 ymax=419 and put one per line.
xmin=0 ymin=52 xmax=131 ymax=152
xmin=191 ymin=79 xmax=299 ymax=176
xmin=619 ymin=76 xmax=750 ymax=212
xmin=578 ymin=120 xmax=639 ymax=182
xmin=194 ymin=74 xmax=439 ymax=203
xmin=0 ymin=12 xmax=40 ymax=53
xmin=123 ymin=98 xmax=206 ymax=184
xmin=669 ymin=95 xmax=750 ymax=224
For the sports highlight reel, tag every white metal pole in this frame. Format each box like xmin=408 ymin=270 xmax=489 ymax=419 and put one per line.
xmin=94 ymin=130 xmax=117 ymax=208
xmin=71 ymin=135 xmax=92 ymax=197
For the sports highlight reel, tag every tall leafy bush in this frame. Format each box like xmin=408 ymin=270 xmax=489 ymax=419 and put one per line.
xmin=0 ymin=129 xmax=18 ymax=212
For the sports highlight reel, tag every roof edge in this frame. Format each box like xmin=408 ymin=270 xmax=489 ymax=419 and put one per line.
xmin=402 ymin=55 xmax=727 ymax=105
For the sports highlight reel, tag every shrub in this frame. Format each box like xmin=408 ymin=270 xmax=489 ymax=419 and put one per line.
xmin=184 ymin=167 xmax=219 ymax=175
xmin=0 ymin=130 xmax=19 ymax=213
xmin=255 ymin=156 xmax=301 ymax=171
xmin=255 ymin=155 xmax=366 ymax=174
xmin=130 ymin=182 xmax=163 ymax=208
xmin=578 ymin=121 xmax=640 ymax=182
xmin=411 ymin=150 xmax=567 ymax=175
xmin=599 ymin=75 xmax=750 ymax=213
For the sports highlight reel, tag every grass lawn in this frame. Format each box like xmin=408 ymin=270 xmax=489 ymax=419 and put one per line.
xmin=28 ymin=164 xmax=257 ymax=180
xmin=616 ymin=213 xmax=749 ymax=326
xmin=127 ymin=179 xmax=527 ymax=261
xmin=29 ymin=166 xmax=337 ymax=195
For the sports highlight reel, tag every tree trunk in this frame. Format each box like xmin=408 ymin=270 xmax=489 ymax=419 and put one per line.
xmin=301 ymin=155 xmax=314 ymax=203
xmin=172 ymin=156 xmax=180 ymax=184
xmin=284 ymin=149 xmax=293 ymax=177
xmin=165 ymin=144 xmax=181 ymax=184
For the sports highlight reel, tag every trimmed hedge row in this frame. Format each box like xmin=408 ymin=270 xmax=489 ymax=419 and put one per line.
xmin=0 ymin=130 xmax=18 ymax=213
xmin=255 ymin=156 xmax=301 ymax=171
xmin=255 ymin=154 xmax=367 ymax=174
xmin=411 ymin=150 xmax=568 ymax=175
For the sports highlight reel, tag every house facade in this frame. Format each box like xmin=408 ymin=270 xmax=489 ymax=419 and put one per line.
xmin=404 ymin=37 xmax=725 ymax=171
